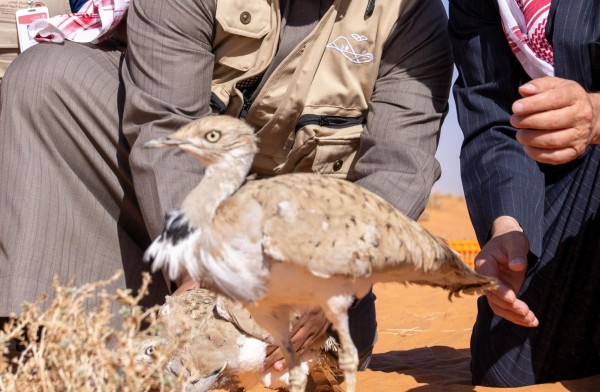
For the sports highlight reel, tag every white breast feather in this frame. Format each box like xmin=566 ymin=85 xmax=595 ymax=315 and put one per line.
xmin=199 ymin=232 xmax=267 ymax=302
xmin=235 ymin=334 xmax=267 ymax=371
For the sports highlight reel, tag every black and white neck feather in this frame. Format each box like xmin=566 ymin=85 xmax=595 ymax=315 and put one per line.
xmin=143 ymin=116 xmax=257 ymax=282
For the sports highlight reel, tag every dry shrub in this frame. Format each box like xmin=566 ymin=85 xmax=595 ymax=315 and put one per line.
xmin=0 ymin=272 xmax=190 ymax=391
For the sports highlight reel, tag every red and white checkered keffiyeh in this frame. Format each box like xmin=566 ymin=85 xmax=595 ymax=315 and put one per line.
xmin=497 ymin=0 xmax=554 ymax=79
xmin=28 ymin=0 xmax=130 ymax=44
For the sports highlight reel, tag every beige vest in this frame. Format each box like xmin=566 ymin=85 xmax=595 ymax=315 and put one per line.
xmin=0 ymin=0 xmax=70 ymax=78
xmin=211 ymin=0 xmax=413 ymax=180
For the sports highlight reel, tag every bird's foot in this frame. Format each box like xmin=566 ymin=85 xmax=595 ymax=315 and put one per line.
xmin=338 ymin=348 xmax=358 ymax=392
xmin=342 ymin=369 xmax=356 ymax=392
xmin=289 ymin=365 xmax=308 ymax=392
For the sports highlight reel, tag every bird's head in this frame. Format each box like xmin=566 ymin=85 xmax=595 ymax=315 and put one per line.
xmin=144 ymin=115 xmax=258 ymax=167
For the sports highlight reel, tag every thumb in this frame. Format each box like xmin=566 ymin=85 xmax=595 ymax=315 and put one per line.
xmin=508 ymin=254 xmax=527 ymax=271
xmin=518 ymin=76 xmax=564 ymax=97
xmin=505 ymin=234 xmax=529 ymax=271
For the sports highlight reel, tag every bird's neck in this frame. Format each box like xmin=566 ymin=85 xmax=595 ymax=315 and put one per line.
xmin=181 ymin=153 xmax=253 ymax=228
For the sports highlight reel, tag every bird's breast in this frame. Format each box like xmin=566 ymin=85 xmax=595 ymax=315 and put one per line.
xmin=259 ymin=262 xmax=373 ymax=306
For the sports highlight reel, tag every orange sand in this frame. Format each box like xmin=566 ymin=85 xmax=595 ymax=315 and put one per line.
xmin=357 ymin=283 xmax=598 ymax=391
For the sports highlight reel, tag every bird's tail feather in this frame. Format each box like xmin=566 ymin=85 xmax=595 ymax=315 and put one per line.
xmin=411 ymin=243 xmax=496 ymax=299
xmin=381 ymin=236 xmax=496 ymax=298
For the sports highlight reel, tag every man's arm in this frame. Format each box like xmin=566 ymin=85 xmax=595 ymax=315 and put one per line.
xmin=448 ymin=0 xmax=545 ymax=257
xmin=354 ymin=0 xmax=453 ymax=221
xmin=449 ymin=0 xmax=545 ymax=326
xmin=122 ymin=0 xmax=216 ymax=239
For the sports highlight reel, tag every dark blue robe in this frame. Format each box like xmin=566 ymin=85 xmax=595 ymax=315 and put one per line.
xmin=449 ymin=0 xmax=600 ymax=386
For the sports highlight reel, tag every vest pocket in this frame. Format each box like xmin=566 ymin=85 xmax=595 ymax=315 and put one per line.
xmin=214 ymin=0 xmax=271 ymax=72
xmin=313 ymin=137 xmax=361 ymax=179
xmin=276 ymin=115 xmax=364 ymax=180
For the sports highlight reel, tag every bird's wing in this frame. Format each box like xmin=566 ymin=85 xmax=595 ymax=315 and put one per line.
xmin=150 ymin=289 xmax=268 ymax=385
xmin=215 ymin=296 xmax=273 ymax=342
xmin=216 ymin=175 xmax=428 ymax=276
xmin=214 ymin=174 xmax=494 ymax=293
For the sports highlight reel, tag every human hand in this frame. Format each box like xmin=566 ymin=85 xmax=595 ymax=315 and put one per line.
xmin=511 ymin=76 xmax=600 ymax=164
xmin=475 ymin=216 xmax=539 ymax=327
xmin=264 ymin=305 xmax=331 ymax=371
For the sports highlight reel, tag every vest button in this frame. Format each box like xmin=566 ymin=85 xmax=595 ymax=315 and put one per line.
xmin=333 ymin=160 xmax=343 ymax=172
xmin=240 ymin=11 xmax=252 ymax=24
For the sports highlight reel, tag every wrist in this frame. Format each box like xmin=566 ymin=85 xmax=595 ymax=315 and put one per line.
xmin=175 ymin=269 xmax=197 ymax=289
xmin=491 ymin=215 xmax=523 ymax=237
xmin=172 ymin=275 xmax=199 ymax=296
xmin=590 ymin=93 xmax=600 ymax=144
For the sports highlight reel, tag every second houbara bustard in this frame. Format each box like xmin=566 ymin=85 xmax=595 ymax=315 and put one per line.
xmin=143 ymin=115 xmax=495 ymax=392
xmin=133 ymin=288 xmax=340 ymax=391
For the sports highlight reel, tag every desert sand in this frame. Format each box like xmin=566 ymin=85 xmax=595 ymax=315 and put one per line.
xmin=253 ymin=194 xmax=599 ymax=392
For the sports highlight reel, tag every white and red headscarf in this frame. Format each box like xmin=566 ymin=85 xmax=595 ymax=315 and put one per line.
xmin=27 ymin=0 xmax=555 ymax=81
xmin=497 ymin=0 xmax=554 ymax=79
xmin=29 ymin=0 xmax=129 ymax=44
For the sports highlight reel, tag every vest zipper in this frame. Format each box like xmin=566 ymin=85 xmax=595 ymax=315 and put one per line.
xmin=239 ymin=97 xmax=252 ymax=119
xmin=294 ymin=114 xmax=365 ymax=133
xmin=210 ymin=93 xmax=226 ymax=114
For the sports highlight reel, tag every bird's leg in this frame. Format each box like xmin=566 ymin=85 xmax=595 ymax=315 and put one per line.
xmin=248 ymin=306 xmax=308 ymax=392
xmin=323 ymin=295 xmax=358 ymax=392
xmin=281 ymin=340 xmax=307 ymax=392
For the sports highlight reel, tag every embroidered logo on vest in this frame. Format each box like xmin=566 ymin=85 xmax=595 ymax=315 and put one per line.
xmin=350 ymin=33 xmax=367 ymax=42
xmin=326 ymin=34 xmax=373 ymax=64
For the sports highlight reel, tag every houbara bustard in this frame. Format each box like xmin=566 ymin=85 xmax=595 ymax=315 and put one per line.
xmin=133 ymin=288 xmax=339 ymax=391
xmin=143 ymin=115 xmax=495 ymax=392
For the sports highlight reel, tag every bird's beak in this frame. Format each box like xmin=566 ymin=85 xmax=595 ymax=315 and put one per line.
xmin=143 ymin=137 xmax=187 ymax=149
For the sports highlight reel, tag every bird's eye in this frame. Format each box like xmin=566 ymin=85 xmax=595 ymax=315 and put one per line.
xmin=145 ymin=346 xmax=155 ymax=356
xmin=205 ymin=130 xmax=221 ymax=143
